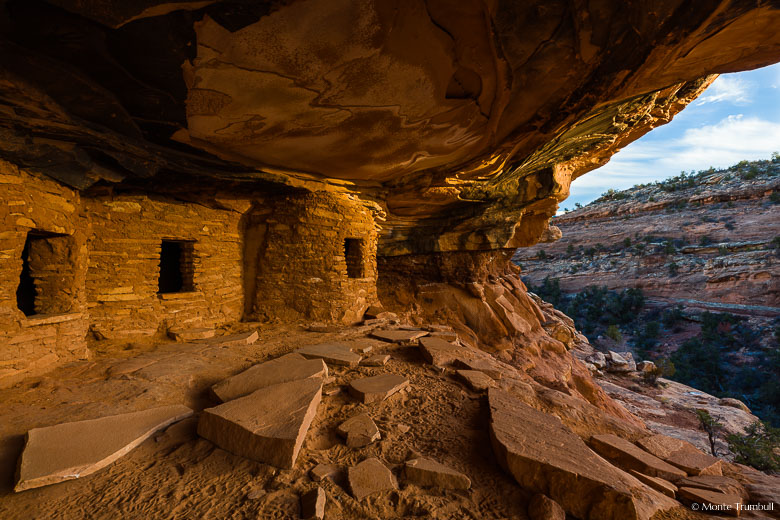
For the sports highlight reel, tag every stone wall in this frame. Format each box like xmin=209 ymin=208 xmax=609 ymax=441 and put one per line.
xmin=0 ymin=160 xmax=89 ymax=388
xmin=250 ymin=192 xmax=379 ymax=324
xmin=84 ymin=192 xmax=244 ymax=338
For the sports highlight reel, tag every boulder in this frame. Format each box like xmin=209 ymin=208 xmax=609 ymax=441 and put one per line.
xmin=589 ymin=434 xmax=687 ymax=482
xmin=678 ymin=487 xmax=740 ymax=517
xmin=211 ymin=353 xmax=327 ymax=402
xmin=606 ymin=351 xmax=636 ymax=373
xmin=527 ymin=494 xmax=566 ymax=520
xmin=15 ymin=405 xmax=193 ymax=491
xmin=370 ymin=329 xmax=428 ymax=343
xmin=587 ymin=352 xmax=607 ymax=369
xmin=198 ymin=378 xmax=322 ymax=469
xmin=456 ymin=370 xmax=496 ymax=392
xmin=348 ymin=457 xmax=398 ymax=500
xmin=488 ymin=388 xmax=676 ymax=520
xmin=629 ymin=470 xmax=677 ymax=498
xmin=718 ymin=398 xmax=751 ymax=413
xmin=300 ymin=487 xmax=326 ymax=520
xmin=296 ymin=342 xmax=362 ymax=367
xmin=404 ymin=457 xmax=471 ymax=490
xmin=636 ymin=361 xmax=656 ymax=373
xmin=349 ymin=373 xmax=409 ymax=404
xmin=337 ymin=414 xmax=381 ymax=448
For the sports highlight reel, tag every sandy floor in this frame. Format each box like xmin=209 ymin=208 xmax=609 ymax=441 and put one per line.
xmin=0 ymin=323 xmax=534 ymax=519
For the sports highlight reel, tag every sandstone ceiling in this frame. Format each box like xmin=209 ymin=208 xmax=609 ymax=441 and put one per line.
xmin=1 ymin=0 xmax=779 ymax=255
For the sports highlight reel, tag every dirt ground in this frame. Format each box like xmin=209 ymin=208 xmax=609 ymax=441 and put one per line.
xmin=0 ymin=322 xmax=535 ymax=519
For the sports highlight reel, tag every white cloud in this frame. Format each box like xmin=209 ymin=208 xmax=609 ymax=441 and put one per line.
xmin=570 ymin=115 xmax=780 ymax=196
xmin=696 ymin=75 xmax=752 ymax=105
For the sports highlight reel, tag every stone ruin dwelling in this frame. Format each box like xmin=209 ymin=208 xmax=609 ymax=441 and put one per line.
xmin=0 ymin=1 xmax=779 ymax=519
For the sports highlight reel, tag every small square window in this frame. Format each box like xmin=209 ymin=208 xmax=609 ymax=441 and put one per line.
xmin=344 ymin=238 xmax=366 ymax=278
xmin=159 ymin=240 xmax=195 ymax=293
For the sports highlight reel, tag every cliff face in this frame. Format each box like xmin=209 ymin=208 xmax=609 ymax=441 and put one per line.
xmin=1 ymin=0 xmax=780 ymax=259
xmin=515 ymin=160 xmax=780 ymax=314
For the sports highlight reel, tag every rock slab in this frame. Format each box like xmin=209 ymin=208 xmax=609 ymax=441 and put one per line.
xmin=296 ymin=343 xmax=362 ymax=366
xmin=349 ymin=373 xmax=409 ymax=404
xmin=310 ymin=463 xmax=339 ymax=482
xmin=637 ymin=434 xmax=722 ymax=476
xmin=337 ymin=414 xmax=381 ymax=448
xmin=300 ymin=487 xmax=326 ymax=520
xmin=361 ymin=354 xmax=390 ymax=367
xmin=198 ymin=378 xmax=322 ymax=469
xmin=370 ymin=329 xmax=428 ymax=343
xmin=488 ymin=388 xmax=676 ymax=520
xmin=590 ymin=434 xmax=687 ymax=482
xmin=678 ymin=487 xmax=741 ymax=517
xmin=457 ymin=369 xmax=496 ymax=391
xmin=419 ymin=337 xmax=467 ymax=367
xmin=348 ymin=457 xmax=398 ymax=500
xmin=404 ymin=457 xmax=471 ymax=489
xmin=15 ymin=405 xmax=193 ymax=491
xmin=211 ymin=353 xmax=327 ymax=402
xmin=629 ymin=470 xmax=677 ymax=498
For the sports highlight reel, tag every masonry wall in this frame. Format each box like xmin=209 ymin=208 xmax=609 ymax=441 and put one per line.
xmin=0 ymin=160 xmax=89 ymax=388
xmin=84 ymin=193 xmax=244 ymax=338
xmin=250 ymin=192 xmax=379 ymax=324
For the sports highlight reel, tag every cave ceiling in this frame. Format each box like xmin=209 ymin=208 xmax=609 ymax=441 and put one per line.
xmin=1 ymin=0 xmax=779 ymax=255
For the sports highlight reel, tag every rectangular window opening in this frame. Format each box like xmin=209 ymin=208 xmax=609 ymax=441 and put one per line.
xmin=159 ymin=240 xmax=195 ymax=294
xmin=344 ymin=238 xmax=366 ymax=279
xmin=16 ymin=230 xmax=72 ymax=317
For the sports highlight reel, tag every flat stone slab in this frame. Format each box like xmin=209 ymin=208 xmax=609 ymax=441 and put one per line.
xmin=418 ymin=337 xmax=469 ymax=367
xmin=678 ymin=487 xmax=741 ymax=517
xmin=300 ymin=487 xmax=326 ymax=520
xmin=310 ymin=463 xmax=339 ymax=482
xmin=15 ymin=405 xmax=193 ymax=491
xmin=349 ymin=373 xmax=409 ymax=404
xmin=457 ymin=370 xmax=496 ymax=391
xmin=337 ymin=413 xmax=381 ymax=448
xmin=590 ymin=434 xmax=687 ymax=482
xmin=168 ymin=327 xmax=215 ymax=341
xmin=637 ymin=434 xmax=721 ymax=476
xmin=629 ymin=470 xmax=677 ymax=498
xmin=204 ymin=330 xmax=259 ymax=347
xmin=453 ymin=357 xmax=504 ymax=380
xmin=211 ymin=353 xmax=327 ymax=402
xmin=198 ymin=378 xmax=322 ymax=469
xmin=296 ymin=343 xmax=362 ymax=367
xmin=370 ymin=329 xmax=428 ymax=343
xmin=348 ymin=457 xmax=398 ymax=500
xmin=404 ymin=457 xmax=471 ymax=489
xmin=361 ymin=354 xmax=390 ymax=367
xmin=488 ymin=388 xmax=676 ymax=520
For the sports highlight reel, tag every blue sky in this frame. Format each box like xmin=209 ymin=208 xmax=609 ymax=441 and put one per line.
xmin=563 ymin=62 xmax=780 ymax=210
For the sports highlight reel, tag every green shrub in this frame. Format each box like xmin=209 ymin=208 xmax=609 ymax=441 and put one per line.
xmin=727 ymin=420 xmax=780 ymax=471
xmin=696 ymin=410 xmax=723 ymax=456
xmin=668 ymin=262 xmax=679 ymax=276
xmin=537 ymin=249 xmax=547 ymax=260
xmin=606 ymin=324 xmax=623 ymax=342
xmin=642 ymin=358 xmax=675 ymax=387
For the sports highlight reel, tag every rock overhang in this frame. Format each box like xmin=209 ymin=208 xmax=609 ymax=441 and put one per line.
xmin=1 ymin=0 xmax=779 ymax=256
